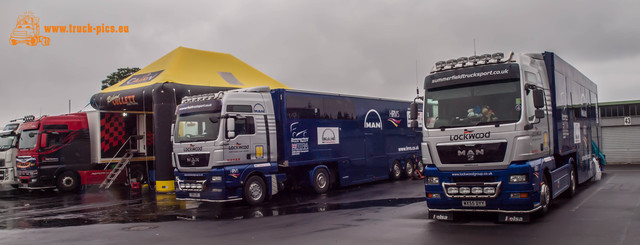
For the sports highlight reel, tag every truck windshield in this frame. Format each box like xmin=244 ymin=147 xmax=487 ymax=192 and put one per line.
xmin=0 ymin=135 xmax=15 ymax=150
xmin=174 ymin=113 xmax=220 ymax=143
xmin=424 ymin=80 xmax=522 ymax=129
xmin=19 ymin=129 xmax=38 ymax=150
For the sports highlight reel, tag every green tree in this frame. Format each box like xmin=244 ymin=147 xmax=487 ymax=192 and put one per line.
xmin=101 ymin=67 xmax=141 ymax=90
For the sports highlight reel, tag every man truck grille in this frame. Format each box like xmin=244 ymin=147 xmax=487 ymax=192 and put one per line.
xmin=178 ymin=154 xmax=210 ymax=168
xmin=437 ymin=141 xmax=507 ymax=164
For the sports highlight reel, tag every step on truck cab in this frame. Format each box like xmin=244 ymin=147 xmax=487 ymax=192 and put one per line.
xmin=409 ymin=52 xmax=602 ymax=222
xmin=173 ymin=87 xmax=423 ymax=205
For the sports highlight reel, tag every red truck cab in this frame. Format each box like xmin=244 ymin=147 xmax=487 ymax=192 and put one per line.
xmin=16 ymin=113 xmax=94 ymax=191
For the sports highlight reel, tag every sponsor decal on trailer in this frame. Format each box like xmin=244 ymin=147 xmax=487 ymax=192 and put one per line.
xmin=364 ymin=109 xmax=382 ymax=130
xmin=388 ymin=118 xmax=402 ymax=127
xmin=318 ymin=127 xmax=340 ymax=145
xmin=290 ymin=122 xmax=309 ymax=156
xmin=398 ymin=146 xmax=419 ymax=152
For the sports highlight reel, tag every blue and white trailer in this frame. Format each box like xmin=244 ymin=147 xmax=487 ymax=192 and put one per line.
xmin=173 ymin=87 xmax=422 ymax=205
xmin=409 ymin=52 xmax=602 ymax=222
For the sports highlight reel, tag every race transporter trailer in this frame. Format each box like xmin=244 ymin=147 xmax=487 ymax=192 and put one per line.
xmin=16 ymin=111 xmax=153 ymax=192
xmin=409 ymin=52 xmax=602 ymax=222
xmin=173 ymin=87 xmax=422 ymax=205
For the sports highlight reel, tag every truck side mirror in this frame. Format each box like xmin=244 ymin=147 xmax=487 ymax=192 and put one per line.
xmin=533 ymin=89 xmax=545 ymax=109
xmin=535 ymin=109 xmax=545 ymax=119
xmin=409 ymin=102 xmax=418 ymax=120
xmin=226 ymin=117 xmax=236 ymax=139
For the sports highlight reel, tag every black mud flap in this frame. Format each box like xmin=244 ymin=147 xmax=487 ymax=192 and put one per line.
xmin=498 ymin=213 xmax=530 ymax=223
xmin=429 ymin=211 xmax=454 ymax=221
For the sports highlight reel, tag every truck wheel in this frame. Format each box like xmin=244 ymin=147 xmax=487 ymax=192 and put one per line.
xmin=10 ymin=39 xmax=17 ymax=45
xmin=57 ymin=171 xmax=80 ymax=193
xmin=312 ymin=168 xmax=330 ymax=194
xmin=40 ymin=37 xmax=50 ymax=46
xmin=390 ymin=161 xmax=402 ymax=180
xmin=128 ymin=165 xmax=147 ymax=184
xmin=539 ymin=176 xmax=551 ymax=215
xmin=244 ymin=176 xmax=266 ymax=206
xmin=565 ymin=164 xmax=577 ymax=198
xmin=28 ymin=37 xmax=38 ymax=46
xmin=405 ymin=159 xmax=414 ymax=178
xmin=417 ymin=159 xmax=425 ymax=174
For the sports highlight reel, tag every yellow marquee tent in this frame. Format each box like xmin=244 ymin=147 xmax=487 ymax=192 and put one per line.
xmin=90 ymin=47 xmax=289 ymax=193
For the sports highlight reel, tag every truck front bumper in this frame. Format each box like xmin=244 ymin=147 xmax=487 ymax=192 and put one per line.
xmin=424 ymin=162 xmax=543 ymax=221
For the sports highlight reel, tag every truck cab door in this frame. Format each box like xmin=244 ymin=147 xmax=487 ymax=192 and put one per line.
xmin=224 ymin=116 xmax=255 ymax=164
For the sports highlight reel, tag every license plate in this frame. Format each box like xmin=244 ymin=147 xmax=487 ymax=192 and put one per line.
xmin=462 ymin=200 xmax=486 ymax=207
xmin=188 ymin=192 xmax=200 ymax=198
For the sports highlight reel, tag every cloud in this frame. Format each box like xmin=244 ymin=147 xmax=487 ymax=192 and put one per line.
xmin=1 ymin=0 xmax=639 ymax=125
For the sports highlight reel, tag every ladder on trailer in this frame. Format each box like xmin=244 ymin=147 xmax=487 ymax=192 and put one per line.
xmin=99 ymin=150 xmax=135 ymax=190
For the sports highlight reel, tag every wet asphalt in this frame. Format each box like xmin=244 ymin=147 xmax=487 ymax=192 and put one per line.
xmin=1 ymin=165 xmax=639 ymax=245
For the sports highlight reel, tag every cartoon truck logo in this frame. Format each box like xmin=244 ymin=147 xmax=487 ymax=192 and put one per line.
xmin=9 ymin=11 xmax=50 ymax=46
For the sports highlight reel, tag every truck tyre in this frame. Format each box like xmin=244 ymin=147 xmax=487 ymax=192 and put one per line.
xmin=244 ymin=176 xmax=266 ymax=206
xmin=57 ymin=171 xmax=80 ymax=193
xmin=565 ymin=163 xmax=577 ymax=198
xmin=28 ymin=37 xmax=37 ymax=46
xmin=390 ymin=161 xmax=402 ymax=180
xmin=40 ymin=37 xmax=50 ymax=46
xmin=10 ymin=39 xmax=17 ymax=45
xmin=312 ymin=168 xmax=330 ymax=194
xmin=404 ymin=159 xmax=414 ymax=178
xmin=539 ymin=175 xmax=551 ymax=215
xmin=416 ymin=159 xmax=425 ymax=174
xmin=128 ymin=165 xmax=147 ymax=184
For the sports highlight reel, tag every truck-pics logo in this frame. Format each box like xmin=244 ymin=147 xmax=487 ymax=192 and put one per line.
xmin=449 ymin=130 xmax=491 ymax=141
xmin=318 ymin=127 xmax=339 ymax=145
xmin=9 ymin=11 xmax=50 ymax=46
xmin=10 ymin=11 xmax=131 ymax=47
xmin=364 ymin=109 xmax=382 ymax=129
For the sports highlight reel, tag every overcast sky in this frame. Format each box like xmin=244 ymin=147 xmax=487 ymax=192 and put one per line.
xmin=2 ymin=0 xmax=640 ymax=125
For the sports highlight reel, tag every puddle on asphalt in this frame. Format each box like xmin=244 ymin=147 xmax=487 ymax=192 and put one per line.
xmin=0 ymin=186 xmax=425 ymax=230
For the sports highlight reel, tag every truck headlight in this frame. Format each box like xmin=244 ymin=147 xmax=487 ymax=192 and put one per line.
xmin=509 ymin=174 xmax=528 ymax=183
xmin=483 ymin=187 xmax=496 ymax=195
xmin=459 ymin=187 xmax=471 ymax=195
xmin=471 ymin=187 xmax=483 ymax=195
xmin=447 ymin=187 xmax=459 ymax=194
xmin=211 ymin=176 xmax=222 ymax=182
xmin=426 ymin=176 xmax=439 ymax=185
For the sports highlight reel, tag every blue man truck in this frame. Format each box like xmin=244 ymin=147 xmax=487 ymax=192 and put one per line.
xmin=409 ymin=52 xmax=602 ymax=222
xmin=173 ymin=87 xmax=422 ymax=205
